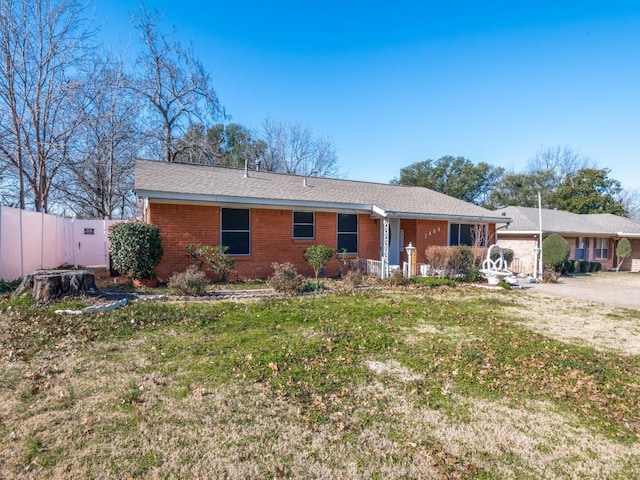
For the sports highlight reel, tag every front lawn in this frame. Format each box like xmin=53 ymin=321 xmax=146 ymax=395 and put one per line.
xmin=1 ymin=287 xmax=638 ymax=478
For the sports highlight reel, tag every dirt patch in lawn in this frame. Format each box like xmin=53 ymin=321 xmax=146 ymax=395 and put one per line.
xmin=506 ymin=293 xmax=640 ymax=355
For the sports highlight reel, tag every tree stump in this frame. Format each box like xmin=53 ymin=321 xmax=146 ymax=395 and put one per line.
xmin=12 ymin=269 xmax=99 ymax=303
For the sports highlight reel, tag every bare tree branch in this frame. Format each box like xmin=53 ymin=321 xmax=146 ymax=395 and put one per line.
xmin=259 ymin=118 xmax=340 ymax=177
xmin=128 ymin=3 xmax=223 ymax=163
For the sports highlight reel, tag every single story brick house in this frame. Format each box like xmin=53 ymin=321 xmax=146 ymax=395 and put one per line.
xmin=494 ymin=206 xmax=640 ymax=273
xmin=135 ymin=159 xmax=510 ymax=280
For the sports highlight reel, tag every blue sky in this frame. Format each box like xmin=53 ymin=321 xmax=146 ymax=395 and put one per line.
xmin=95 ymin=1 xmax=640 ymax=190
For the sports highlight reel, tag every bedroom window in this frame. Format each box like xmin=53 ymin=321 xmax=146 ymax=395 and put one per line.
xmin=576 ymin=237 xmax=585 ymax=259
xmin=293 ymin=211 xmax=314 ymax=239
xmin=337 ymin=213 xmax=358 ymax=253
xmin=221 ymin=208 xmax=250 ymax=255
xmin=595 ymin=238 xmax=609 ymax=259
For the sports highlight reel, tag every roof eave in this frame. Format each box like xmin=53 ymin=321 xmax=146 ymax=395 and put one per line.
xmin=136 ymin=190 xmax=373 ymax=212
xmin=384 ymin=210 xmax=510 ymax=224
xmin=498 ymin=229 xmax=640 ymax=237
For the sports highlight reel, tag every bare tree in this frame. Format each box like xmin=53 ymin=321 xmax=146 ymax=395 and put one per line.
xmin=129 ymin=3 xmax=223 ymax=163
xmin=259 ymin=118 xmax=340 ymax=177
xmin=527 ymin=145 xmax=593 ymax=188
xmin=618 ymin=188 xmax=640 ymax=220
xmin=56 ymin=56 xmax=140 ymax=219
xmin=0 ymin=0 xmax=94 ymax=212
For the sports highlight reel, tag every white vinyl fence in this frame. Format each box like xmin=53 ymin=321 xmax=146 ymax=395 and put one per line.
xmin=0 ymin=205 xmax=123 ymax=281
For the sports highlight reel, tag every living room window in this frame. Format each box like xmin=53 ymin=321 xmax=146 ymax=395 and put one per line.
xmin=221 ymin=208 xmax=250 ymax=255
xmin=337 ymin=213 xmax=358 ymax=253
xmin=293 ymin=211 xmax=314 ymax=239
xmin=449 ymin=223 xmax=487 ymax=247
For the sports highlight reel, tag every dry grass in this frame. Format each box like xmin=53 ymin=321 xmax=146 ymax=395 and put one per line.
xmin=508 ymin=293 xmax=640 ymax=355
xmin=1 ymin=285 xmax=639 ymax=479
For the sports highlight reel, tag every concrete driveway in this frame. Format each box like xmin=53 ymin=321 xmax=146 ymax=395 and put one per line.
xmin=522 ymin=272 xmax=640 ymax=310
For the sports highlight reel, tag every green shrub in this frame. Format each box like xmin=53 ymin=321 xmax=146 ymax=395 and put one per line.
xmin=186 ymin=244 xmax=236 ymax=282
xmin=0 ymin=279 xmax=21 ymax=294
xmin=616 ymin=237 xmax=632 ymax=271
xmin=454 ymin=246 xmax=475 ymax=280
xmin=168 ymin=266 xmax=209 ymax=295
xmin=579 ymin=261 xmax=590 ymax=273
xmin=595 ymin=262 xmax=602 ymax=272
xmin=562 ymin=260 xmax=574 ymax=274
xmin=412 ymin=277 xmax=456 ymax=288
xmin=573 ymin=260 xmax=581 ymax=272
xmin=109 ymin=222 xmax=163 ymax=280
xmin=304 ymin=245 xmax=335 ymax=286
xmin=268 ymin=263 xmax=307 ymax=295
xmin=589 ymin=262 xmax=597 ymax=273
xmin=541 ymin=233 xmax=570 ymax=272
xmin=497 ymin=280 xmax=511 ymax=290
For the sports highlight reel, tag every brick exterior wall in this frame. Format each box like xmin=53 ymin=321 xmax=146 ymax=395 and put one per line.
xmin=415 ymin=219 xmax=449 ymax=264
xmin=148 ymin=202 xmax=380 ymax=280
xmin=613 ymin=238 xmax=640 ymax=271
xmin=148 ymin=201 xmax=508 ymax=280
xmin=498 ymin=234 xmax=632 ymax=273
xmin=497 ymin=236 xmax=537 ymax=274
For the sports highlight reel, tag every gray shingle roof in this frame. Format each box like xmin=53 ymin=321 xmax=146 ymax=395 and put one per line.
xmin=495 ymin=206 xmax=640 ymax=236
xmin=135 ymin=159 xmax=507 ymax=222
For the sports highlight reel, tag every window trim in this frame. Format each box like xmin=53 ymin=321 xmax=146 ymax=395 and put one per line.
xmin=292 ymin=211 xmax=315 ymax=239
xmin=221 ymin=207 xmax=251 ymax=256
xmin=337 ymin=213 xmax=358 ymax=254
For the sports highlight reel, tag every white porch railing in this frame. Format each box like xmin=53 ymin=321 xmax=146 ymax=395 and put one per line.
xmin=403 ymin=262 xmax=430 ymax=278
xmin=364 ymin=259 xmax=383 ymax=278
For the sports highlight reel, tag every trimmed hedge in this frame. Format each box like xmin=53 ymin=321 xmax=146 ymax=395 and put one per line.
xmin=542 ymin=233 xmax=570 ymax=271
xmin=109 ymin=222 xmax=163 ymax=280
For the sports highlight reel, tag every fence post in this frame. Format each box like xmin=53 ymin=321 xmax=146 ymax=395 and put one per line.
xmin=103 ymin=218 xmax=109 ymax=269
xmin=19 ymin=208 xmax=24 ymax=278
xmin=41 ymin=209 xmax=45 ymax=269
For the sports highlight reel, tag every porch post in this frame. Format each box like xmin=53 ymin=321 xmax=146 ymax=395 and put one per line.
xmin=382 ymin=217 xmax=389 ymax=279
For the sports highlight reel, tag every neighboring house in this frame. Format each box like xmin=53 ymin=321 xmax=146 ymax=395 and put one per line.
xmin=135 ymin=159 xmax=510 ymax=280
xmin=495 ymin=206 xmax=640 ymax=273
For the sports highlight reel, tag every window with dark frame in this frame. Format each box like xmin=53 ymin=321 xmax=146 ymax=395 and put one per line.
xmin=337 ymin=213 xmax=358 ymax=253
xmin=221 ymin=208 xmax=250 ymax=255
xmin=576 ymin=237 xmax=585 ymax=260
xmin=449 ymin=223 xmax=486 ymax=247
xmin=293 ymin=211 xmax=314 ymax=239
